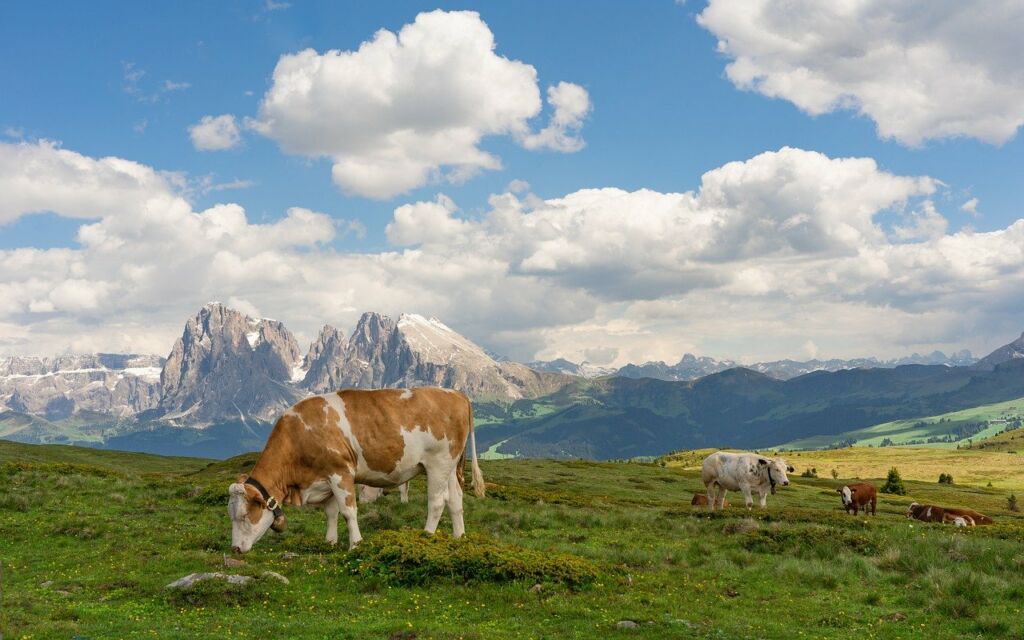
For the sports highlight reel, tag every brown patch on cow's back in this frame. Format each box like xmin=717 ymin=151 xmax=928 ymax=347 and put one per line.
xmin=338 ymin=388 xmax=471 ymax=474
xmin=295 ymin=396 xmax=341 ymax=432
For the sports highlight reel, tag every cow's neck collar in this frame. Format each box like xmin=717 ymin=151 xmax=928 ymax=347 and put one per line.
xmin=244 ymin=476 xmax=283 ymax=521
xmin=766 ymin=466 xmax=777 ymax=494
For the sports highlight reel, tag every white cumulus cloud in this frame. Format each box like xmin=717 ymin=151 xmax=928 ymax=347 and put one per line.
xmin=698 ymin=0 xmax=1024 ymax=145
xmin=247 ymin=10 xmax=590 ymax=199
xmin=189 ymin=114 xmax=242 ymax=151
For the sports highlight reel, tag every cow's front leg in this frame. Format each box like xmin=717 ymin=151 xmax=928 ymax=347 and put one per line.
xmin=758 ymin=490 xmax=768 ymax=509
xmin=330 ymin=472 xmax=362 ymax=548
xmin=324 ymin=497 xmax=340 ymax=545
xmin=400 ymin=481 xmax=409 ymax=504
xmin=714 ymin=486 xmax=727 ymax=510
xmin=424 ymin=470 xmax=448 ymax=534
xmin=741 ymin=486 xmax=754 ymax=510
xmin=853 ymin=503 xmax=859 ymax=516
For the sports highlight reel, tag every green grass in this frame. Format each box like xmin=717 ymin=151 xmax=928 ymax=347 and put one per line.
xmin=3 ymin=442 xmax=1024 ymax=639
xmin=781 ymin=396 xmax=1024 ymax=449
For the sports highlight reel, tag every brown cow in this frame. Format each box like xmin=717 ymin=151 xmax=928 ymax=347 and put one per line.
xmin=227 ymin=387 xmax=484 ymax=552
xmin=906 ymin=503 xmax=994 ymax=527
xmin=837 ymin=482 xmax=877 ymax=516
xmin=691 ymin=493 xmax=729 ymax=507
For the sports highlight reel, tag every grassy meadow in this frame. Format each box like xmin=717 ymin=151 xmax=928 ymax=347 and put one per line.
xmin=2 ymin=440 xmax=1024 ymax=639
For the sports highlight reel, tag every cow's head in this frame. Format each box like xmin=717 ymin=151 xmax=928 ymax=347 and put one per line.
xmin=758 ymin=457 xmax=791 ymax=494
xmin=837 ymin=485 xmax=854 ymax=506
xmin=227 ymin=475 xmax=286 ymax=553
xmin=906 ymin=502 xmax=920 ymax=519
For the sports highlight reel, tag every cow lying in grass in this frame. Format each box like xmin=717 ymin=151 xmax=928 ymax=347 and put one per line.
xmin=701 ymin=451 xmax=793 ymax=510
xmin=691 ymin=493 xmax=729 ymax=508
xmin=227 ymin=387 xmax=484 ymax=553
xmin=906 ymin=503 xmax=994 ymax=527
xmin=837 ymin=482 xmax=877 ymax=516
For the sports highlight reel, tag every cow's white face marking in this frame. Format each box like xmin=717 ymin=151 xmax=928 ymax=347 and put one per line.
xmin=400 ymin=389 xmax=413 ymax=400
xmin=952 ymin=517 xmax=968 ymax=527
xmin=227 ymin=483 xmax=274 ymax=553
xmin=840 ymin=486 xmax=853 ymax=506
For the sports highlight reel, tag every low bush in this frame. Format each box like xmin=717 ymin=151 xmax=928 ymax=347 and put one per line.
xmin=742 ymin=525 xmax=880 ymax=557
xmin=341 ymin=529 xmax=600 ymax=588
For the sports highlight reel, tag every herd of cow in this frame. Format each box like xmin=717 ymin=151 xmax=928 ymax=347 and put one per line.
xmin=226 ymin=387 xmax=993 ymax=554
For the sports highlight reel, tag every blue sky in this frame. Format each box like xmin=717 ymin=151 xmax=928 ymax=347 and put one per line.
xmin=1 ymin=1 xmax=1023 ymax=364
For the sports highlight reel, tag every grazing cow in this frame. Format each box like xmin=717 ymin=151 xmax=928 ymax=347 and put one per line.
xmin=691 ymin=493 xmax=729 ymax=507
xmin=227 ymin=387 xmax=484 ymax=553
xmin=836 ymin=482 xmax=877 ymax=516
xmin=702 ymin=451 xmax=793 ymax=510
xmin=906 ymin=503 xmax=994 ymax=526
xmin=359 ymin=482 xmax=409 ymax=504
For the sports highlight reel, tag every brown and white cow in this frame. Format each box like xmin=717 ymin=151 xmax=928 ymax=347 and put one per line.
xmin=702 ymin=451 xmax=793 ymax=510
xmin=227 ymin=387 xmax=484 ymax=553
xmin=691 ymin=493 xmax=729 ymax=508
xmin=906 ymin=503 xmax=994 ymax=527
xmin=837 ymin=482 xmax=877 ymax=516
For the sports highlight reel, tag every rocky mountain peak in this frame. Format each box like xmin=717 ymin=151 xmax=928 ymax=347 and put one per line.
xmin=158 ymin=304 xmax=302 ymax=422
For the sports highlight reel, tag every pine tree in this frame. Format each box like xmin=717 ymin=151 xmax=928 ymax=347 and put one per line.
xmin=881 ymin=467 xmax=906 ymax=495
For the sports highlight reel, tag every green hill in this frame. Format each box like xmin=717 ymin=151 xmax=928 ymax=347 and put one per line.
xmin=780 ymin=396 xmax=1024 ymax=450
xmin=3 ymin=442 xmax=1024 ymax=638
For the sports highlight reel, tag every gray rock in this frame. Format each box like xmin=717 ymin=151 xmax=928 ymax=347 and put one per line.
xmin=262 ymin=571 xmax=290 ymax=584
xmin=165 ymin=572 xmax=252 ymax=589
xmin=616 ymin=620 xmax=640 ymax=630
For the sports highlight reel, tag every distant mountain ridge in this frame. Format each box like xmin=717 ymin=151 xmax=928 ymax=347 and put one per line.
xmin=0 ymin=303 xmax=1021 ymax=460
xmin=532 ymin=349 xmax=976 ymax=382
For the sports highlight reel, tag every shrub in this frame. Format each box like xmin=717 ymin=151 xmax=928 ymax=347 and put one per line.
xmin=342 ymin=529 xmax=599 ymax=588
xmin=1008 ymin=494 xmax=1019 ymax=512
xmin=938 ymin=473 xmax=954 ymax=485
xmin=830 ymin=469 xmax=839 ymax=480
xmin=800 ymin=468 xmax=818 ymax=478
xmin=881 ymin=467 xmax=906 ymax=495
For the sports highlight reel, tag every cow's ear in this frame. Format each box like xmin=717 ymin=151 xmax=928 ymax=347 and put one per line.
xmin=849 ymin=487 xmax=857 ymax=494
xmin=758 ymin=458 xmax=768 ymax=465
xmin=236 ymin=473 xmax=249 ymax=483
xmin=836 ymin=487 xmax=843 ymax=493
xmin=787 ymin=465 xmax=795 ymax=473
xmin=271 ymin=514 xmax=287 ymax=533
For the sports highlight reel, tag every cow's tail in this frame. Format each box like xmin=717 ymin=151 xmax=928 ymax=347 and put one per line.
xmin=468 ymin=402 xmax=485 ymax=498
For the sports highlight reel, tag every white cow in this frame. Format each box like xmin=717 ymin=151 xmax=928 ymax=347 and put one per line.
xmin=358 ymin=482 xmax=409 ymax=504
xmin=702 ymin=451 xmax=793 ymax=510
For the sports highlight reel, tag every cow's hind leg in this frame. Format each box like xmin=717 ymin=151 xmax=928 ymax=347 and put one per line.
xmin=423 ymin=468 xmax=449 ymax=534
xmin=329 ymin=472 xmax=362 ymax=549
xmin=324 ymin=497 xmax=340 ymax=545
xmin=446 ymin=469 xmax=465 ymax=537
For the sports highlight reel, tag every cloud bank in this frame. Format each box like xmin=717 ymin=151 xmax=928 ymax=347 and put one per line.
xmin=2 ymin=139 xmax=1022 ymax=364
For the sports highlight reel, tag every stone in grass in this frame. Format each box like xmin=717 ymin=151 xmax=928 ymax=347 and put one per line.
xmin=166 ymin=573 xmax=252 ymax=589
xmin=166 ymin=571 xmax=290 ymax=589
xmin=616 ymin=620 xmax=640 ymax=629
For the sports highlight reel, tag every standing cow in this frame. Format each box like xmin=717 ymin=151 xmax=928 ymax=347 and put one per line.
xmin=227 ymin=387 xmax=484 ymax=553
xmin=837 ymin=482 xmax=877 ymax=516
xmin=702 ymin=451 xmax=793 ymax=510
xmin=359 ymin=482 xmax=409 ymax=503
